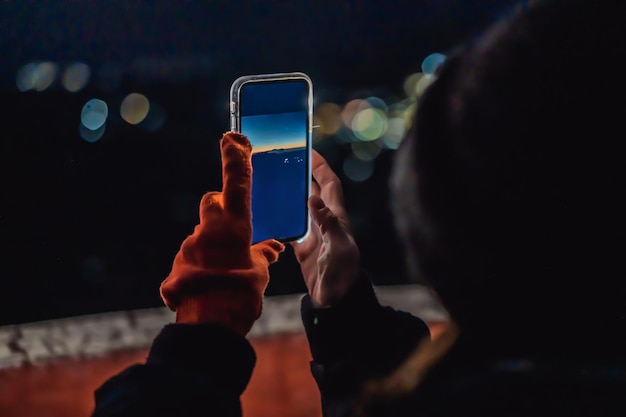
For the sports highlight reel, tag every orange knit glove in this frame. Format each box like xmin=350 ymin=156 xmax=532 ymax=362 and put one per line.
xmin=160 ymin=132 xmax=285 ymax=335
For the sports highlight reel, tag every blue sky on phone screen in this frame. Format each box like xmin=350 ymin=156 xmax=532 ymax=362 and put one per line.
xmin=242 ymin=111 xmax=307 ymax=154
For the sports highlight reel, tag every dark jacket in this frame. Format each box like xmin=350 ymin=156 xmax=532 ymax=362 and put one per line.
xmin=90 ymin=274 xmax=429 ymax=417
xmin=92 ymin=323 xmax=256 ymax=417
xmin=302 ymin=275 xmax=626 ymax=417
xmin=92 ymin=275 xmax=626 ymax=417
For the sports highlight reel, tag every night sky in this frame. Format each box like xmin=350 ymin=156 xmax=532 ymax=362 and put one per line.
xmin=1 ymin=0 xmax=522 ymax=325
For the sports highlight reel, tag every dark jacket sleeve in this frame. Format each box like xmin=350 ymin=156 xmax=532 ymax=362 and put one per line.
xmin=91 ymin=322 xmax=256 ymax=417
xmin=301 ymin=273 xmax=431 ymax=417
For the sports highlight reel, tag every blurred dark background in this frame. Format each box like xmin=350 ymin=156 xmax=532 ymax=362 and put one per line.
xmin=0 ymin=0 xmax=521 ymax=325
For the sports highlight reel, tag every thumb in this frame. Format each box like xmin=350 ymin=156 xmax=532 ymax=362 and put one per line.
xmin=251 ymin=239 xmax=285 ymax=265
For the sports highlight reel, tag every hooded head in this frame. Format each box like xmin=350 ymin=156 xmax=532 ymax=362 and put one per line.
xmin=391 ymin=0 xmax=626 ymax=355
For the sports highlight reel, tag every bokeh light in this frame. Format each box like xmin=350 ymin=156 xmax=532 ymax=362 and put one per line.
xmin=16 ymin=61 xmax=58 ymax=92
xmin=415 ymin=74 xmax=436 ymax=96
xmin=341 ymin=99 xmax=369 ymax=128
xmin=403 ymin=72 xmax=426 ymax=98
xmin=62 ymin=62 xmax=91 ymax=92
xmin=314 ymin=102 xmax=342 ymax=137
xmin=120 ymin=93 xmax=150 ymax=125
xmin=343 ymin=154 xmax=374 ymax=182
xmin=382 ymin=117 xmax=407 ymax=149
xmin=352 ymin=108 xmax=388 ymax=141
xmin=16 ymin=63 xmax=38 ymax=92
xmin=364 ymin=96 xmax=388 ymax=113
xmin=139 ymin=102 xmax=167 ymax=132
xmin=79 ymin=121 xmax=106 ymax=143
xmin=403 ymin=103 xmax=417 ymax=129
xmin=351 ymin=140 xmax=382 ymax=161
xmin=332 ymin=126 xmax=358 ymax=144
xmin=421 ymin=52 xmax=446 ymax=75
xmin=81 ymin=98 xmax=108 ymax=131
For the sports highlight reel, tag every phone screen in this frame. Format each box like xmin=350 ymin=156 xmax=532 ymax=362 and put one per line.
xmin=238 ymin=78 xmax=311 ymax=244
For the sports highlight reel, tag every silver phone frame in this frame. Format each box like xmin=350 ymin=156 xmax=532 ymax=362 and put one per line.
xmin=229 ymin=71 xmax=313 ymax=244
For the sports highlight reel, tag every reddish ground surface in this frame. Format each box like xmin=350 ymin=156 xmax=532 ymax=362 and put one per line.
xmin=0 ymin=324 xmax=447 ymax=417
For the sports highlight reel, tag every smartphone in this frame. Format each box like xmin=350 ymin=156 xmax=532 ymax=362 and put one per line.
xmin=230 ymin=72 xmax=312 ymax=244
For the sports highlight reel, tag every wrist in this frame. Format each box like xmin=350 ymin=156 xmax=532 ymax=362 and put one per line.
xmin=308 ymin=270 xmax=378 ymax=311
xmin=301 ymin=270 xmax=383 ymax=363
xmin=313 ymin=267 xmax=361 ymax=307
xmin=175 ymin=289 xmax=261 ymax=336
xmin=312 ymin=276 xmax=358 ymax=307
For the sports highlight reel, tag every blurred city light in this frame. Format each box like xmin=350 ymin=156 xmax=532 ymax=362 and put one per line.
xmin=16 ymin=61 xmax=58 ymax=92
xmin=403 ymin=72 xmax=426 ymax=98
xmin=382 ymin=117 xmax=407 ymax=149
xmin=343 ymin=154 xmax=374 ymax=182
xmin=364 ymin=96 xmax=388 ymax=113
xmin=415 ymin=73 xmax=436 ymax=96
xmin=139 ymin=102 xmax=166 ymax=132
xmin=421 ymin=52 xmax=446 ymax=75
xmin=341 ymin=99 xmax=369 ymax=128
xmin=403 ymin=103 xmax=417 ymax=129
xmin=351 ymin=140 xmax=381 ymax=161
xmin=16 ymin=63 xmax=38 ymax=92
xmin=352 ymin=107 xmax=388 ymax=141
xmin=332 ymin=126 xmax=359 ymax=144
xmin=81 ymin=98 xmax=108 ymax=130
xmin=309 ymin=53 xmax=441 ymax=151
xmin=79 ymin=122 xmax=106 ymax=143
xmin=120 ymin=93 xmax=150 ymax=125
xmin=313 ymin=102 xmax=342 ymax=137
xmin=62 ymin=62 xmax=91 ymax=92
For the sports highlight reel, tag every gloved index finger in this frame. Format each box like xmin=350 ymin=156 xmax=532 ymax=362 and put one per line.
xmin=220 ymin=131 xmax=253 ymax=218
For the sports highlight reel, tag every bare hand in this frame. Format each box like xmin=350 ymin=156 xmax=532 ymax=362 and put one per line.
xmin=291 ymin=150 xmax=360 ymax=307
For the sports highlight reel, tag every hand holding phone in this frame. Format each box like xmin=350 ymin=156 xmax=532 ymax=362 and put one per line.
xmin=230 ymin=72 xmax=313 ymax=244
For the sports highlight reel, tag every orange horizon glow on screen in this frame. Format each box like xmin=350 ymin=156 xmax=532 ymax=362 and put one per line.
xmin=251 ymin=142 xmax=305 ymax=154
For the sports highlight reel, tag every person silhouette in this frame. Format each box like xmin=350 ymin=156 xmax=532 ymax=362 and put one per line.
xmin=294 ymin=0 xmax=626 ymax=415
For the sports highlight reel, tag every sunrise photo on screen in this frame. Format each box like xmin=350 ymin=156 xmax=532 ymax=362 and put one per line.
xmin=242 ymin=110 xmax=308 ymax=243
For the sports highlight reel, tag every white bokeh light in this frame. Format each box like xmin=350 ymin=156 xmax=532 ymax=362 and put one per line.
xmin=81 ymin=98 xmax=109 ymax=131
xmin=62 ymin=62 xmax=91 ymax=92
xmin=352 ymin=108 xmax=388 ymax=141
xmin=16 ymin=61 xmax=58 ymax=92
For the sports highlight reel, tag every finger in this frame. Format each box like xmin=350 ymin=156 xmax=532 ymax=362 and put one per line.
xmin=308 ymin=194 xmax=345 ymax=239
xmin=311 ymin=150 xmax=340 ymax=191
xmin=310 ymin=180 xmax=321 ymax=198
xmin=311 ymin=150 xmax=347 ymax=214
xmin=199 ymin=191 xmax=223 ymax=222
xmin=220 ymin=131 xmax=253 ymax=218
xmin=251 ymin=239 xmax=285 ymax=265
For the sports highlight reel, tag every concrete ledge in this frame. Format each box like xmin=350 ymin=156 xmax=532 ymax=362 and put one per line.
xmin=0 ymin=284 xmax=448 ymax=369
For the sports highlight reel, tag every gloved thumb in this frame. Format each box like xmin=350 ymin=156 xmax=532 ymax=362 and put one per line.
xmin=251 ymin=239 xmax=285 ymax=266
